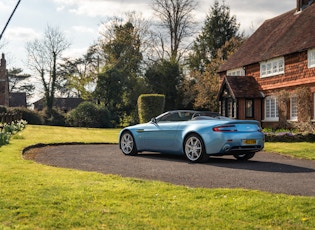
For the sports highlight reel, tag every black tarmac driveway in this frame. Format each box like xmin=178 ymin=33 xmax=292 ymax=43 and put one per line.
xmin=24 ymin=144 xmax=315 ymax=196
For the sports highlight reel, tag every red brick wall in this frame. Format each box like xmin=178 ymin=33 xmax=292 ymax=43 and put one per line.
xmin=244 ymin=51 xmax=315 ymax=128
xmin=246 ymin=51 xmax=315 ymax=92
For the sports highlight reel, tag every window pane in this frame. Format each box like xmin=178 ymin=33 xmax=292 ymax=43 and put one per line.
xmin=265 ymin=97 xmax=278 ymax=120
xmin=245 ymin=100 xmax=254 ymax=118
xmin=309 ymin=49 xmax=315 ymax=68
xmin=260 ymin=57 xmax=285 ymax=77
xmin=291 ymin=97 xmax=298 ymax=120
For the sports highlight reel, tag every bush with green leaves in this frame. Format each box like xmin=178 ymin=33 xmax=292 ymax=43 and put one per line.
xmin=0 ymin=106 xmax=7 ymax=113
xmin=40 ymin=108 xmax=66 ymax=126
xmin=66 ymin=102 xmax=112 ymax=128
xmin=9 ymin=107 xmax=44 ymax=125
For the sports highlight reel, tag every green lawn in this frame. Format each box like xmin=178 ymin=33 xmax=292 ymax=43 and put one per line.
xmin=264 ymin=142 xmax=315 ymax=160
xmin=0 ymin=125 xmax=314 ymax=229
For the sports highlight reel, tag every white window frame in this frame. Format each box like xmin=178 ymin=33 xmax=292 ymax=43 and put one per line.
xmin=264 ymin=96 xmax=279 ymax=121
xmin=260 ymin=57 xmax=285 ymax=78
xmin=308 ymin=48 xmax=315 ymax=68
xmin=227 ymin=68 xmax=245 ymax=76
xmin=290 ymin=96 xmax=298 ymax=121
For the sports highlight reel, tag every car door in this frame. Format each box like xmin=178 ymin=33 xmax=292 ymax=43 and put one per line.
xmin=137 ymin=121 xmax=181 ymax=152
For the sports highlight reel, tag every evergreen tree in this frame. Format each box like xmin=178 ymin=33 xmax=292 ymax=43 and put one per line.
xmin=189 ymin=0 xmax=243 ymax=72
xmin=95 ymin=18 xmax=148 ymax=125
xmin=145 ymin=59 xmax=182 ymax=111
xmin=59 ymin=46 xmax=99 ymax=100
xmin=8 ymin=68 xmax=35 ymax=97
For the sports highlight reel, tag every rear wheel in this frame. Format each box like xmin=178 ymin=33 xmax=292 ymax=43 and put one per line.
xmin=120 ymin=131 xmax=138 ymax=155
xmin=184 ymin=134 xmax=208 ymax=163
xmin=233 ymin=152 xmax=256 ymax=161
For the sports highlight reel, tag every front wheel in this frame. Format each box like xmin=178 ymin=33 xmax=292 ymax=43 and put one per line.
xmin=184 ymin=134 xmax=208 ymax=163
xmin=120 ymin=131 xmax=138 ymax=155
xmin=233 ymin=152 xmax=256 ymax=161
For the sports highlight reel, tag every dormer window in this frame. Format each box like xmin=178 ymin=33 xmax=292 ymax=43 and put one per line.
xmin=227 ymin=68 xmax=245 ymax=76
xmin=260 ymin=57 xmax=285 ymax=78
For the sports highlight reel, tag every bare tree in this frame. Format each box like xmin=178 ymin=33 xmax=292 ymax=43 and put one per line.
xmin=26 ymin=25 xmax=70 ymax=115
xmin=152 ymin=0 xmax=198 ymax=62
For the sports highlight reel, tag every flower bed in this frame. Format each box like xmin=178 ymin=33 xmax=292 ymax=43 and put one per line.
xmin=0 ymin=120 xmax=27 ymax=146
xmin=264 ymin=131 xmax=315 ymax=142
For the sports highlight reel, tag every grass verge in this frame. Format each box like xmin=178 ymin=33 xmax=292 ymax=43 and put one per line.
xmin=0 ymin=125 xmax=314 ymax=229
xmin=264 ymin=142 xmax=315 ymax=160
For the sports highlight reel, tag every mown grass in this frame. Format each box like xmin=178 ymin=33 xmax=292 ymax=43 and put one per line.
xmin=0 ymin=125 xmax=314 ymax=229
xmin=264 ymin=142 xmax=315 ymax=160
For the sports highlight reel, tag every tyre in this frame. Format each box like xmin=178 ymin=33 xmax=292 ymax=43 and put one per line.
xmin=233 ymin=152 xmax=256 ymax=161
xmin=184 ymin=134 xmax=208 ymax=163
xmin=120 ymin=131 xmax=138 ymax=155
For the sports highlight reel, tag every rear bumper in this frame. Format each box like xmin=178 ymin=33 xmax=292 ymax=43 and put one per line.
xmin=204 ymin=132 xmax=264 ymax=155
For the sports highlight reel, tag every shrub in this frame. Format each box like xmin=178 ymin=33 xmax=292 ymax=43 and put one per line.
xmin=0 ymin=106 xmax=7 ymax=113
xmin=40 ymin=108 xmax=66 ymax=126
xmin=9 ymin=107 xmax=44 ymax=125
xmin=66 ymin=102 xmax=111 ymax=128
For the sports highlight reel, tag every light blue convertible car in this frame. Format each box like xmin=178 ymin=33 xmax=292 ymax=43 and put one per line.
xmin=119 ymin=110 xmax=264 ymax=163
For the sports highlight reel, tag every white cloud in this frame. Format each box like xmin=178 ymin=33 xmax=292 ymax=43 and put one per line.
xmin=72 ymin=26 xmax=95 ymax=34
xmin=53 ymin=0 xmax=153 ymax=19
xmin=5 ymin=27 xmax=41 ymax=42
xmin=63 ymin=47 xmax=88 ymax=59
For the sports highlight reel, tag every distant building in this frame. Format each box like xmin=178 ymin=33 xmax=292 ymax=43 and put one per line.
xmin=0 ymin=53 xmax=27 ymax=108
xmin=9 ymin=92 xmax=27 ymax=107
xmin=33 ymin=97 xmax=84 ymax=113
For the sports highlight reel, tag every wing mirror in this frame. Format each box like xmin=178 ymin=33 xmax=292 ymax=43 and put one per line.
xmin=150 ymin=117 xmax=157 ymax=123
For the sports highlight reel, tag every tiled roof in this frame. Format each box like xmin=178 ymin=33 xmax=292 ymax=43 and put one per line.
xmin=219 ymin=76 xmax=263 ymax=99
xmin=218 ymin=3 xmax=315 ymax=72
xmin=33 ymin=97 xmax=84 ymax=111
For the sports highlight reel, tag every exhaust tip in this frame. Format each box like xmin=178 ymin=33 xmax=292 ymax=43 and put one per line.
xmin=223 ymin=144 xmax=231 ymax=152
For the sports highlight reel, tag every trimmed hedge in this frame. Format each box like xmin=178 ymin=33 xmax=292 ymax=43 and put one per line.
xmin=138 ymin=94 xmax=165 ymax=123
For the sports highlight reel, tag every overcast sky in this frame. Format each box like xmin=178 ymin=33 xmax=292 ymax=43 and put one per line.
xmin=0 ymin=0 xmax=296 ymax=72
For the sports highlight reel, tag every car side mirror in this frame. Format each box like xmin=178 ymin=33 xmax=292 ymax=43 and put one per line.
xmin=150 ymin=117 xmax=157 ymax=123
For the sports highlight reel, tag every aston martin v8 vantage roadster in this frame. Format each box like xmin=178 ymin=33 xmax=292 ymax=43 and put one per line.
xmin=119 ymin=110 xmax=264 ymax=163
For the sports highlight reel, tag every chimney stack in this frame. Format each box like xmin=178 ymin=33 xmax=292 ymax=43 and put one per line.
xmin=0 ymin=53 xmax=9 ymax=106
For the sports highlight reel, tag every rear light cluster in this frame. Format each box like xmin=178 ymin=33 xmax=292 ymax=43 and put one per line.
xmin=213 ymin=125 xmax=237 ymax=132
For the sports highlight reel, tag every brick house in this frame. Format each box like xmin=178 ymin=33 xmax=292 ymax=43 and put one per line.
xmin=0 ymin=53 xmax=27 ymax=108
xmin=217 ymin=0 xmax=315 ymax=128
